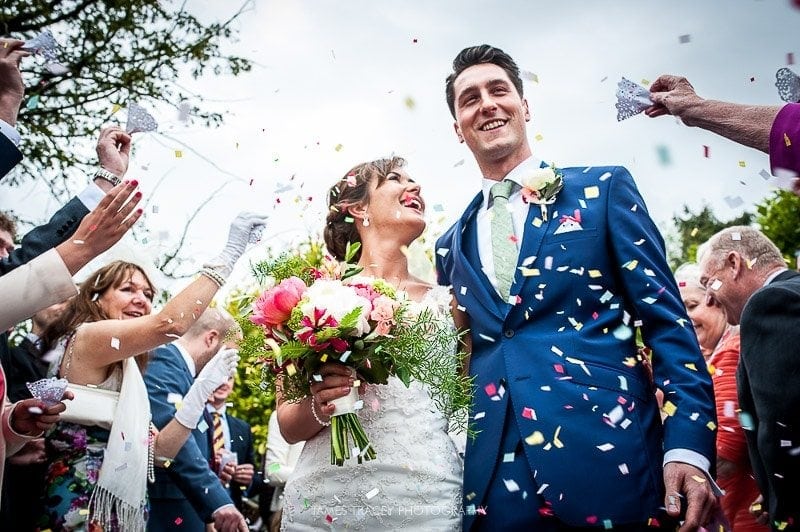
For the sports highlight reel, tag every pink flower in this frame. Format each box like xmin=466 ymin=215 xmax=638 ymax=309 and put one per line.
xmin=369 ymin=295 xmax=398 ymax=322
xmin=520 ymin=187 xmax=541 ymax=204
xmin=374 ymin=320 xmax=393 ymax=336
xmin=251 ymin=277 xmax=307 ymax=327
xmin=350 ymin=282 xmax=381 ymax=303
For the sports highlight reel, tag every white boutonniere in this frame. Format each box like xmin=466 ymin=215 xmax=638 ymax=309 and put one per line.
xmin=520 ymin=165 xmax=564 ymax=221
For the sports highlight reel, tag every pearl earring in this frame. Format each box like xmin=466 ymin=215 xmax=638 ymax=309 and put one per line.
xmin=363 ymin=215 xmax=370 ymax=227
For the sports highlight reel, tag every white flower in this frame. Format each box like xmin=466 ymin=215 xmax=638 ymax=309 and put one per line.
xmin=521 ymin=167 xmax=557 ymax=191
xmin=300 ymin=279 xmax=372 ymax=336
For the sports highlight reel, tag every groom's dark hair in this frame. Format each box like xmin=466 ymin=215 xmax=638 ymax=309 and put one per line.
xmin=445 ymin=44 xmax=524 ymax=118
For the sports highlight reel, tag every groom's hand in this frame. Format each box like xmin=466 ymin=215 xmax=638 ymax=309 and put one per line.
xmin=663 ymin=462 xmax=718 ymax=531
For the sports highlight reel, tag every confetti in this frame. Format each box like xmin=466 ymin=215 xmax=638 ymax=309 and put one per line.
xmin=521 ymin=70 xmax=539 ymax=83
xmin=404 ymin=96 xmax=416 ymax=110
xmin=110 ymin=337 xmax=120 ymax=350
xmin=596 ymin=443 xmax=615 ymax=452
xmin=525 ymin=431 xmax=545 ymax=445
xmin=678 ymin=34 xmax=691 ymax=44
xmin=174 ymin=150 xmax=183 ymax=158
xmin=126 ymin=102 xmax=158 ymax=134
xmin=584 ymin=186 xmax=600 ymax=199
xmin=365 ymin=487 xmax=380 ymax=499
xmin=655 ymin=145 xmax=671 ymax=166
xmin=502 ymin=452 xmax=515 ymax=462
xmin=662 ymin=401 xmax=677 ymax=417
xmin=709 ymin=279 xmax=723 ymax=291
xmin=503 ymin=478 xmax=521 ymax=492
xmin=703 ymin=145 xmax=710 ymax=158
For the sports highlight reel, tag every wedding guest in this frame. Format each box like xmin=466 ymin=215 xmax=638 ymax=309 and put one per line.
xmin=674 ymin=263 xmax=767 ymax=531
xmin=0 ymin=37 xmax=28 ymax=178
xmin=264 ymin=410 xmax=303 ymax=532
xmin=435 ymin=45 xmax=718 ymax=530
xmin=647 ymin=75 xmax=800 ymax=186
xmin=146 ymin=309 xmax=249 ymax=532
xmin=279 ymin=158 xmax=464 ymax=530
xmin=37 ymin=212 xmax=264 ymax=531
xmin=698 ymin=227 xmax=800 ymax=529
xmin=205 ymin=378 xmax=261 ymax=515
xmin=0 ymin=181 xmax=143 ymax=332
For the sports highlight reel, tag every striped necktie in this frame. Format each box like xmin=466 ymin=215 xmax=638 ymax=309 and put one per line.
xmin=490 ymin=179 xmax=517 ymax=301
xmin=212 ymin=411 xmax=225 ymax=467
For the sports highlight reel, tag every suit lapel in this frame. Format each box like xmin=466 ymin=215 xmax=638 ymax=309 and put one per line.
xmin=512 ymin=201 xmax=556 ymax=299
xmin=453 ymin=194 xmax=507 ymax=319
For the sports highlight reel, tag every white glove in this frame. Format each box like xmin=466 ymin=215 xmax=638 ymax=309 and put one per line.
xmin=205 ymin=212 xmax=268 ymax=277
xmin=174 ymin=348 xmax=240 ymax=429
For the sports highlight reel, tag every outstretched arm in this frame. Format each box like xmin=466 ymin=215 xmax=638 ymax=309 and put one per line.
xmin=646 ymin=74 xmax=780 ymax=153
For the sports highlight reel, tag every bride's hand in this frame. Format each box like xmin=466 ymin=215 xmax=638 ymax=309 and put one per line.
xmin=309 ymin=362 xmax=356 ymax=418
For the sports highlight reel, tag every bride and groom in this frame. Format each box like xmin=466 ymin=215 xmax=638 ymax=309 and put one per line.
xmin=277 ymin=45 xmax=719 ymax=531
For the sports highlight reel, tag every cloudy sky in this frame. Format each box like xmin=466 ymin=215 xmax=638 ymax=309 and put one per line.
xmin=3 ymin=0 xmax=798 ymax=290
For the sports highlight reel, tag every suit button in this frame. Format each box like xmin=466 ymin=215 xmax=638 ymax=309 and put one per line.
xmin=504 ymin=329 xmax=514 ymax=338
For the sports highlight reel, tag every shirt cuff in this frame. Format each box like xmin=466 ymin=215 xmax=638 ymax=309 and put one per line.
xmin=77 ymin=181 xmax=106 ymax=211
xmin=663 ymin=448 xmax=723 ymax=496
xmin=211 ymin=503 xmax=236 ymax=516
xmin=0 ymin=118 xmax=21 ymax=146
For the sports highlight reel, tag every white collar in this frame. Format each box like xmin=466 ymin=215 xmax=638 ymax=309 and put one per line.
xmin=764 ymin=268 xmax=789 ymax=286
xmin=206 ymin=403 xmax=227 ymax=416
xmin=481 ymin=156 xmax=544 ymax=210
xmin=173 ymin=341 xmax=197 ymax=377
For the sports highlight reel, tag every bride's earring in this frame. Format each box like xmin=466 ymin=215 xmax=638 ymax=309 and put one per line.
xmin=363 ymin=215 xmax=370 ymax=227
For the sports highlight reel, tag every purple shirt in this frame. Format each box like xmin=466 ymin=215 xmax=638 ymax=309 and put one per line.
xmin=770 ymin=103 xmax=800 ymax=175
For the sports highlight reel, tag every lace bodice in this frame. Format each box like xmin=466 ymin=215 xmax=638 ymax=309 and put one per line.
xmin=281 ymin=286 xmax=463 ymax=531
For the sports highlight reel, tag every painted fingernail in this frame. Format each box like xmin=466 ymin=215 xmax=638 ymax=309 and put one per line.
xmin=136 ymin=208 xmax=143 ymax=215
xmin=129 ymin=179 xmax=138 ymax=187
xmin=134 ymin=191 xmax=142 ymax=198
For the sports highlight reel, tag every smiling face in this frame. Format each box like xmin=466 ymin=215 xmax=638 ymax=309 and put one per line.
xmin=452 ymin=63 xmax=531 ymax=178
xmin=361 ymin=167 xmax=426 ymax=241
xmin=679 ymin=284 xmax=728 ymax=355
xmin=96 ymin=269 xmax=154 ymax=320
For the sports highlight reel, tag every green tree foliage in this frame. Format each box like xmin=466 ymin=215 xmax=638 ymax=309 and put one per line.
xmin=755 ymin=190 xmax=800 ymax=265
xmin=1 ymin=0 xmax=252 ymax=199
xmin=669 ymin=203 xmax=753 ymax=268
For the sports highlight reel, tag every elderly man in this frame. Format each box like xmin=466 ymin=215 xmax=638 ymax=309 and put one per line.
xmin=698 ymin=226 xmax=800 ymax=529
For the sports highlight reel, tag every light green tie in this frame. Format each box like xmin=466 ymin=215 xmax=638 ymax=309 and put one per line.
xmin=490 ymin=180 xmax=517 ymax=301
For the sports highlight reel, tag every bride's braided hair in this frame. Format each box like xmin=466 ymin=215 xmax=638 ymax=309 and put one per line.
xmin=324 ymin=156 xmax=406 ymax=262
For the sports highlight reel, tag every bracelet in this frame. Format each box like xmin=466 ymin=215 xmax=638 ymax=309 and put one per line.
xmin=93 ymin=168 xmax=122 ymax=187
xmin=199 ymin=266 xmax=226 ymax=288
xmin=310 ymin=397 xmax=331 ymax=427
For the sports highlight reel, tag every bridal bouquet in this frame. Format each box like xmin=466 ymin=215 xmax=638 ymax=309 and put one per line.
xmin=239 ymin=243 xmax=471 ymax=466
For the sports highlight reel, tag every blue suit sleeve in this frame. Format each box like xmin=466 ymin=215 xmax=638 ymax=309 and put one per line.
xmin=0 ymin=196 xmax=88 ymax=274
xmin=605 ymin=167 xmax=716 ymax=461
xmin=145 ymin=347 xmax=233 ymax=522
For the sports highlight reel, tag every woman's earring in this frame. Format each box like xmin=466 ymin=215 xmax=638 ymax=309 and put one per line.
xmin=363 ymin=215 xmax=370 ymax=227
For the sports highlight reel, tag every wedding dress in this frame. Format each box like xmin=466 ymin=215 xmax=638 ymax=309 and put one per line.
xmin=281 ymin=286 xmax=463 ymax=531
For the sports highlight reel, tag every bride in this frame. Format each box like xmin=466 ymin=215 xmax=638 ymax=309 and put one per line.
xmin=277 ymin=157 xmax=466 ymax=531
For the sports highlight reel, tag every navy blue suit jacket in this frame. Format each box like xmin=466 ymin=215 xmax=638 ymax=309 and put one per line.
xmin=738 ymin=269 xmax=800 ymax=526
xmin=436 ymin=165 xmax=715 ymax=527
xmin=145 ymin=344 xmax=233 ymax=530
xmin=0 ymin=132 xmax=22 ymax=179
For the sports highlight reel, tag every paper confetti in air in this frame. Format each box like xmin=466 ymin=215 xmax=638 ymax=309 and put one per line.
xmin=596 ymin=443 xmax=615 ymax=452
xmin=522 ymin=70 xmax=539 ymax=83
xmin=503 ymin=479 xmax=521 ymax=492
xmin=126 ymin=102 xmax=158 ymax=134
xmin=678 ymin=34 xmax=691 ymax=44
xmin=723 ymin=195 xmax=744 ymax=208
xmin=776 ymin=67 xmax=800 ymax=103
xmin=584 ymin=186 xmax=600 ymax=199
xmin=615 ymin=77 xmax=652 ymax=120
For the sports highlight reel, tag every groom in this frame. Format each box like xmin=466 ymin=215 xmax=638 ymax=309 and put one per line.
xmin=435 ymin=45 xmax=719 ymax=530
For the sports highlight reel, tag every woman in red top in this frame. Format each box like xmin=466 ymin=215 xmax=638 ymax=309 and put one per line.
xmin=675 ymin=263 xmax=768 ymax=530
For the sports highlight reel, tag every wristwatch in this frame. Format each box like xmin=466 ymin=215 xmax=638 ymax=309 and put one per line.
xmin=93 ymin=168 xmax=122 ymax=186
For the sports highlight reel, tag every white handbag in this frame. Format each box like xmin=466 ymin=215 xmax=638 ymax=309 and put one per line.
xmin=59 ymin=330 xmax=119 ymax=430
xmin=61 ymin=383 xmax=119 ymax=430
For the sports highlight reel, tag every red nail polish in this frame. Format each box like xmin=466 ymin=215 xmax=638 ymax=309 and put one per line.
xmin=134 ymin=191 xmax=142 ymax=198
xmin=136 ymin=208 xmax=143 ymax=215
xmin=129 ymin=179 xmax=138 ymax=187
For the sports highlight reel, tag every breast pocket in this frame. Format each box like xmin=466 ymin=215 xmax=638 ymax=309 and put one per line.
xmin=548 ymin=227 xmax=598 ymax=243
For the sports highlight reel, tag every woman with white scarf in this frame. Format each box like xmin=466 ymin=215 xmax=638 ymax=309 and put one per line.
xmin=37 ymin=212 xmax=265 ymax=532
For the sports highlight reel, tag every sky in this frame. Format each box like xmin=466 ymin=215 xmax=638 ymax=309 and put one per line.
xmin=2 ymin=0 xmax=798 ymax=294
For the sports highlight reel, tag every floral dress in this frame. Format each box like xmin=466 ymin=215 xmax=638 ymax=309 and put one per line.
xmin=39 ymin=340 xmax=125 ymax=532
